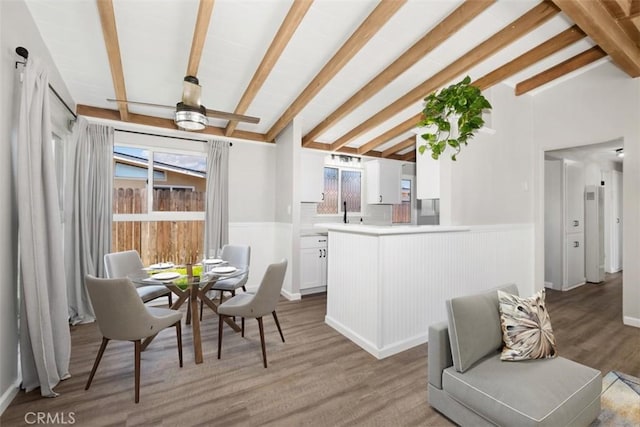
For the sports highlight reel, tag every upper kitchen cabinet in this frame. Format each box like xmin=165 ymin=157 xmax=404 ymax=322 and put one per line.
xmin=301 ymin=151 xmax=325 ymax=203
xmin=365 ymin=159 xmax=401 ymax=204
xmin=415 ymin=136 xmax=440 ymax=199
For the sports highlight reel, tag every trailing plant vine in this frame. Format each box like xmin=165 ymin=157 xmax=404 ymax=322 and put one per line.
xmin=417 ymin=76 xmax=492 ymax=161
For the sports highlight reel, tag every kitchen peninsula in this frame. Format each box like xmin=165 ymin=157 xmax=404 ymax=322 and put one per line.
xmin=320 ymin=223 xmax=534 ymax=359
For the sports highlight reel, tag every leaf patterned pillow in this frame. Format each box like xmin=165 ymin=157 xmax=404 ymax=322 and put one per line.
xmin=498 ymin=289 xmax=557 ymax=361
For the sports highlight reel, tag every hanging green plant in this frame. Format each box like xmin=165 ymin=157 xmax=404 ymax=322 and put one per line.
xmin=417 ymin=76 xmax=492 ymax=161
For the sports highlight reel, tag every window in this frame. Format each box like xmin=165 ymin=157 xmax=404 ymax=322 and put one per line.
xmin=112 ymin=144 xmax=206 ymax=265
xmin=392 ymin=179 xmax=412 ymax=224
xmin=317 ymin=167 xmax=361 ymax=214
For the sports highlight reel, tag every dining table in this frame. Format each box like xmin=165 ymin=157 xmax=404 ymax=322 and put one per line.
xmin=129 ymin=264 xmax=246 ymax=364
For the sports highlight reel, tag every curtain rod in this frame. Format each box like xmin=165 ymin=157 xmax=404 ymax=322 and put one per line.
xmin=115 ymin=129 xmax=232 ymax=146
xmin=15 ymin=46 xmax=78 ymax=120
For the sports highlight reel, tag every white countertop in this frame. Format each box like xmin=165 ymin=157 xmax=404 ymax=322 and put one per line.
xmin=316 ymin=223 xmax=470 ymax=236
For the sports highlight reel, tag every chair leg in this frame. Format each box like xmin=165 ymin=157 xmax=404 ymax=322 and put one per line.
xmin=85 ymin=337 xmax=109 ymax=390
xmin=272 ymin=311 xmax=285 ymax=343
xmin=242 ymin=285 xmax=247 ymax=292
xmin=168 ymin=293 xmax=173 ymax=307
xmin=175 ymin=321 xmax=183 ymax=368
xmin=199 ymin=299 xmax=203 ymax=321
xmin=241 ymin=317 xmax=245 ymax=337
xmin=217 ymin=314 xmax=224 ymax=359
xmin=134 ymin=340 xmax=141 ymax=403
xmin=257 ymin=317 xmax=267 ymax=368
xmin=186 ymin=299 xmax=192 ymax=325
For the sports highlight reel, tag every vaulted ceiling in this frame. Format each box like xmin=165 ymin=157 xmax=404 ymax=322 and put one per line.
xmin=24 ymin=0 xmax=640 ymax=162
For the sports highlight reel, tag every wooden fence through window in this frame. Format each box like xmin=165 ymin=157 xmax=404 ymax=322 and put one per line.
xmin=112 ymin=188 xmax=205 ymax=265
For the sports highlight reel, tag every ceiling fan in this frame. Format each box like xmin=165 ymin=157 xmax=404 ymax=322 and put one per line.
xmin=108 ymin=75 xmax=260 ymax=131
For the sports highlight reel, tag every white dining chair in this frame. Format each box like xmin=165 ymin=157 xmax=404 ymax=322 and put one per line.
xmin=84 ymin=275 xmax=183 ymax=403
xmin=104 ymin=250 xmax=172 ymax=306
xmin=200 ymin=244 xmax=251 ymax=320
xmin=217 ymin=258 xmax=287 ymax=368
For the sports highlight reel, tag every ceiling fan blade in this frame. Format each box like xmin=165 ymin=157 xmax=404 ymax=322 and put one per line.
xmin=107 ymin=99 xmax=175 ymax=110
xmin=205 ymin=108 xmax=260 ymax=124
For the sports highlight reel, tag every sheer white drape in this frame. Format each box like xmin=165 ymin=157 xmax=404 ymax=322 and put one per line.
xmin=15 ymin=58 xmax=71 ymax=397
xmin=204 ymin=140 xmax=230 ymax=257
xmin=65 ymin=117 xmax=113 ymax=325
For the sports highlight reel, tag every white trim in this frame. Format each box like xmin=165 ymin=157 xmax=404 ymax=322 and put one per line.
xmin=0 ymin=378 xmax=20 ymax=416
xmin=114 ymin=212 xmax=205 ymax=222
xmin=280 ymin=288 xmax=301 ymax=301
xmin=623 ymin=316 xmax=640 ymax=328
xmin=563 ymin=281 xmax=586 ymax=291
xmin=544 ymin=281 xmax=553 ymax=288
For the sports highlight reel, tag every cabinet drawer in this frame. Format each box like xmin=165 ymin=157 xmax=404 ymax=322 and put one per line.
xmin=300 ymin=235 xmax=328 ymax=249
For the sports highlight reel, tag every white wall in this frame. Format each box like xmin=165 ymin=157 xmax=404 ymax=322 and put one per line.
xmin=440 ymin=62 xmax=640 ymax=327
xmin=533 ymin=61 xmax=640 ymax=326
xmin=544 ymin=160 xmax=563 ymax=290
xmin=440 ymin=83 xmax=534 ymax=226
xmin=0 ymin=0 xmax=75 ymax=413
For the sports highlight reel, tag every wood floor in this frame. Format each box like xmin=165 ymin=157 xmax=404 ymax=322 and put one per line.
xmin=2 ymin=273 xmax=638 ymax=426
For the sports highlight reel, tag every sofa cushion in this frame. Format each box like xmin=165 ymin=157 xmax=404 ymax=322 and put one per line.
xmin=442 ymin=354 xmax=601 ymax=427
xmin=498 ymin=289 xmax=557 ymax=361
xmin=446 ymin=284 xmax=518 ymax=372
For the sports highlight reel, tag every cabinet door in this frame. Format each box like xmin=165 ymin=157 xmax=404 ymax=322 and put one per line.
xmin=366 ymin=160 xmax=401 ymax=204
xmin=416 ymin=135 xmax=440 ymax=199
xmin=301 ymin=151 xmax=325 ymax=202
xmin=564 ymin=162 xmax=584 ymax=233
xmin=565 ymin=233 xmax=585 ymax=288
xmin=300 ymin=246 xmax=325 ymax=290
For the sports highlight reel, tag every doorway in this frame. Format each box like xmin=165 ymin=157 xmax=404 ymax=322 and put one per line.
xmin=543 ymin=140 xmax=623 ymax=291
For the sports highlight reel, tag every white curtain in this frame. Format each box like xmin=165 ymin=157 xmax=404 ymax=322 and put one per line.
xmin=65 ymin=117 xmax=113 ymax=325
xmin=15 ymin=58 xmax=71 ymax=397
xmin=204 ymin=140 xmax=230 ymax=257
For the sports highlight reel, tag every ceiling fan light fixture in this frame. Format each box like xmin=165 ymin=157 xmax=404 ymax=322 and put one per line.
xmin=175 ymin=102 xmax=207 ymax=131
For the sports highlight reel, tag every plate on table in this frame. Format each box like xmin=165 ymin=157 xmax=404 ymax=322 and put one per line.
xmin=149 ymin=262 xmax=175 ymax=270
xmin=203 ymin=258 xmax=224 ymax=265
xmin=211 ymin=266 xmax=237 ymax=274
xmin=150 ymin=272 xmax=180 ymax=281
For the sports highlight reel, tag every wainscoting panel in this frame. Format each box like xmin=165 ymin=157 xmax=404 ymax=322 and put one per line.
xmin=325 ymin=224 xmax=534 ymax=358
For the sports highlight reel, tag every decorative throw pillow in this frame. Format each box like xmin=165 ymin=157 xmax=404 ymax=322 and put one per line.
xmin=498 ymin=289 xmax=557 ymax=361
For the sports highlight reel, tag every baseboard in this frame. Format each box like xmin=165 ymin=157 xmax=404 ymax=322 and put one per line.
xmin=623 ymin=316 xmax=640 ymax=328
xmin=544 ymin=281 xmax=554 ymax=289
xmin=280 ymin=288 xmax=301 ymax=301
xmin=324 ymin=315 xmax=428 ymax=359
xmin=564 ymin=281 xmax=586 ymax=291
xmin=0 ymin=378 xmax=20 ymax=417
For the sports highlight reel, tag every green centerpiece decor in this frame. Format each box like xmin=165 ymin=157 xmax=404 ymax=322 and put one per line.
xmin=417 ymin=76 xmax=492 ymax=161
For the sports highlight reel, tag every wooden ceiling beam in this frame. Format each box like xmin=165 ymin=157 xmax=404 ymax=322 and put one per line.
xmin=301 ymin=142 xmax=412 ymax=162
xmin=337 ymin=1 xmax=559 ymax=154
xmin=473 ymin=25 xmax=586 ymax=90
xmin=382 ymin=137 xmax=415 ymax=158
xmin=77 ymin=104 xmax=269 ymax=143
xmin=551 ymin=0 xmax=640 ymax=77
xmin=96 ymin=0 xmax=129 ymax=121
xmin=601 ymin=0 xmax=640 ymax=48
xmin=225 ymin=1 xmax=313 ymax=137
xmin=400 ymin=150 xmax=416 ymax=161
xmin=265 ymin=0 xmax=407 ymax=142
xmin=357 ymin=114 xmax=421 ymax=155
xmin=515 ymin=46 xmax=607 ymax=95
xmin=186 ymin=0 xmax=215 ymax=77
xmin=301 ymin=0 xmax=495 ymax=146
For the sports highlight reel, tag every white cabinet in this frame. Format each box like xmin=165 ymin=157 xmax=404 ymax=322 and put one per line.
xmin=301 ymin=151 xmax=325 ymax=202
xmin=365 ymin=159 xmax=401 ymax=204
xmin=300 ymin=235 xmax=327 ymax=294
xmin=415 ymin=135 xmax=440 ymax=199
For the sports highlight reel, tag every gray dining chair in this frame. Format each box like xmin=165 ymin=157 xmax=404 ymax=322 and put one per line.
xmin=200 ymin=244 xmax=251 ymax=320
xmin=84 ymin=275 xmax=183 ymax=403
xmin=217 ymin=258 xmax=287 ymax=368
xmin=104 ymin=250 xmax=172 ymax=306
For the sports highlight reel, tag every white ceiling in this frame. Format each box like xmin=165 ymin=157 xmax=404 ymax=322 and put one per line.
xmin=24 ymin=0 xmax=612 ymax=156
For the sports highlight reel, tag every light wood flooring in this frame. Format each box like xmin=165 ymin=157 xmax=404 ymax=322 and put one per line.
xmin=2 ymin=273 xmax=638 ymax=426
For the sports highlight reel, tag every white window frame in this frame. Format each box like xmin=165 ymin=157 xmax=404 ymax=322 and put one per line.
xmin=317 ymin=165 xmax=363 ymax=216
xmin=113 ymin=135 xmax=207 ymax=223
